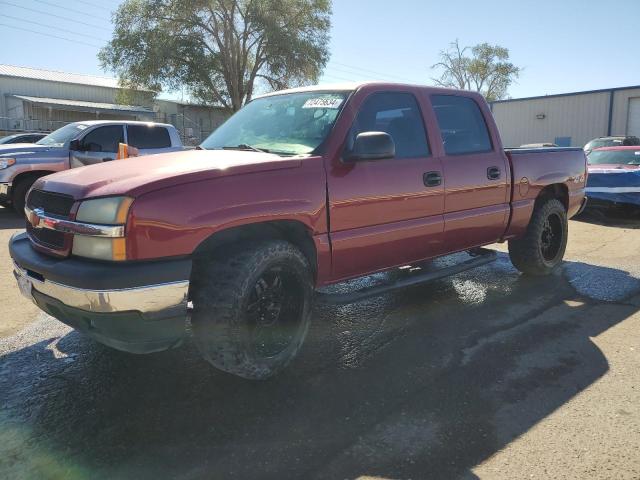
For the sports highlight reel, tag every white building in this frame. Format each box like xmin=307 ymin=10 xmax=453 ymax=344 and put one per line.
xmin=0 ymin=64 xmax=229 ymax=144
xmin=490 ymin=85 xmax=640 ymax=148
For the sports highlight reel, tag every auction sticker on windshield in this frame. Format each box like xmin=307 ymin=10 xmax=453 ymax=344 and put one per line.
xmin=302 ymin=97 xmax=344 ymax=109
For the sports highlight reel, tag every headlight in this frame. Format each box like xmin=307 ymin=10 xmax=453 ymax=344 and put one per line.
xmin=75 ymin=196 xmax=133 ymax=224
xmin=0 ymin=158 xmax=16 ymax=169
xmin=72 ymin=196 xmax=133 ymax=261
xmin=72 ymin=236 xmax=127 ymax=261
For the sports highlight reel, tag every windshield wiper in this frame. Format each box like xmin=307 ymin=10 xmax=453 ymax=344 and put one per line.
xmin=222 ymin=144 xmax=270 ymax=153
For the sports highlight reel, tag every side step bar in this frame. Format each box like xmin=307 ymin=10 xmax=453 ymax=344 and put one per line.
xmin=315 ymin=248 xmax=497 ymax=305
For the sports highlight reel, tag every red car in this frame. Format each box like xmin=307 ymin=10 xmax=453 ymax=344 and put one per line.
xmin=9 ymin=83 xmax=588 ymax=379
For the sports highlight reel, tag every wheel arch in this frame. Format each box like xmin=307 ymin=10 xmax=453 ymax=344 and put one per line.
xmin=12 ymin=170 xmax=54 ymax=193
xmin=535 ymin=183 xmax=569 ymax=211
xmin=192 ymin=220 xmax=318 ymax=278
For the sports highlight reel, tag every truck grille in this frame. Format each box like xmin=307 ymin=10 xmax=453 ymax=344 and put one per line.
xmin=27 ymin=190 xmax=75 ymax=218
xmin=26 ymin=190 xmax=75 ymax=253
xmin=27 ymin=222 xmax=66 ymax=249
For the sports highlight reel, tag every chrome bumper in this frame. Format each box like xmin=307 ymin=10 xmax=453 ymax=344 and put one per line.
xmin=0 ymin=182 xmax=10 ymax=196
xmin=13 ymin=261 xmax=189 ymax=316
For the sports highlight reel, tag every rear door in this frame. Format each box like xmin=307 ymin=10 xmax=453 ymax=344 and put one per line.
xmin=70 ymin=124 xmax=125 ymax=168
xmin=327 ymin=89 xmax=445 ymax=281
xmin=430 ymin=94 xmax=509 ymax=252
xmin=126 ymin=124 xmax=174 ymax=154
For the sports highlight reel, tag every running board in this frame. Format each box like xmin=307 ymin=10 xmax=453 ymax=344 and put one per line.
xmin=315 ymin=248 xmax=497 ymax=305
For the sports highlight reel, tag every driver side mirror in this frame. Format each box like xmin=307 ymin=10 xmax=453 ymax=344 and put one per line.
xmin=68 ymin=139 xmax=81 ymax=151
xmin=344 ymin=131 xmax=395 ymax=162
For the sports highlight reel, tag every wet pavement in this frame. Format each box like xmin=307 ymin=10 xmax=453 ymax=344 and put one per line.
xmin=1 ymin=207 xmax=640 ymax=479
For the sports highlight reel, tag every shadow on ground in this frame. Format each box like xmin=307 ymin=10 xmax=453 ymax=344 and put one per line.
xmin=574 ymin=205 xmax=640 ymax=229
xmin=1 ymin=253 xmax=639 ymax=479
xmin=0 ymin=205 xmax=24 ymax=230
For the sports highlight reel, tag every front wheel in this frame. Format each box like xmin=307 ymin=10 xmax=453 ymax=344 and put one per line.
xmin=508 ymin=198 xmax=568 ymax=276
xmin=11 ymin=175 xmax=39 ymax=215
xmin=190 ymin=240 xmax=313 ymax=380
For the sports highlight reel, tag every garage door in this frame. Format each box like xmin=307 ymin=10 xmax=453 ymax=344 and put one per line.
xmin=628 ymin=97 xmax=640 ymax=136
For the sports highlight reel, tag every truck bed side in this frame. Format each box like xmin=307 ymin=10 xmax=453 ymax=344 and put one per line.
xmin=502 ymin=147 xmax=587 ymax=239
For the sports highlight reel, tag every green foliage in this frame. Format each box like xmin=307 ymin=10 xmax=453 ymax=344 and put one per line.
xmin=100 ymin=0 xmax=332 ymax=111
xmin=431 ymin=40 xmax=521 ymax=101
xmin=114 ymin=82 xmax=156 ymax=107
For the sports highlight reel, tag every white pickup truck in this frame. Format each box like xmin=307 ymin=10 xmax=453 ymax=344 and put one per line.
xmin=0 ymin=120 xmax=183 ymax=213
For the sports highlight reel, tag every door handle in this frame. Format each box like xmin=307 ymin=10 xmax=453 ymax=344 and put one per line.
xmin=423 ymin=171 xmax=442 ymax=187
xmin=102 ymin=157 xmax=114 ymax=162
xmin=487 ymin=166 xmax=501 ymax=180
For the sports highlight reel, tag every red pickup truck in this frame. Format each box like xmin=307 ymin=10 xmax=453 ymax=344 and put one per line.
xmin=10 ymin=83 xmax=587 ymax=379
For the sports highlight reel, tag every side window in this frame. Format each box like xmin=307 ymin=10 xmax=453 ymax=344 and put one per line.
xmin=81 ymin=125 xmax=124 ymax=153
xmin=127 ymin=125 xmax=172 ymax=149
xmin=349 ymin=92 xmax=429 ymax=158
xmin=431 ymin=95 xmax=492 ymax=155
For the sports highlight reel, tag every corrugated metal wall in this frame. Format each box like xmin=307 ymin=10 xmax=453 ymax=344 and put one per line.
xmin=610 ymin=88 xmax=640 ymax=135
xmin=492 ymin=87 xmax=640 ymax=148
xmin=0 ymin=77 xmax=117 ymax=117
xmin=0 ymin=75 xmax=230 ymax=138
xmin=492 ymin=92 xmax=610 ymax=148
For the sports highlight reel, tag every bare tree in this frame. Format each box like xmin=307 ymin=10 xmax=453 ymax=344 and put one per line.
xmin=431 ymin=40 xmax=521 ymax=101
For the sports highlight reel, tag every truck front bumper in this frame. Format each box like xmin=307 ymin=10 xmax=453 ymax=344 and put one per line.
xmin=9 ymin=232 xmax=192 ymax=354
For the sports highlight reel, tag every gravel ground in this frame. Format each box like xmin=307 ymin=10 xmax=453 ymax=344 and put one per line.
xmin=1 ymin=205 xmax=639 ymax=479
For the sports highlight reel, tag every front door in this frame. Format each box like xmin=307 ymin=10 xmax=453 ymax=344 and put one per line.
xmin=327 ymin=90 xmax=445 ymax=281
xmin=70 ymin=124 xmax=125 ymax=168
xmin=430 ymin=94 xmax=510 ymax=252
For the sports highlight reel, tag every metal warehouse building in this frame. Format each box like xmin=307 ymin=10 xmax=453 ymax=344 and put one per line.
xmin=0 ymin=64 xmax=229 ymax=144
xmin=491 ymin=85 xmax=640 ymax=148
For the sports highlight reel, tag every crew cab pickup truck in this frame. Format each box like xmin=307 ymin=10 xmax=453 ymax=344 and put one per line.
xmin=9 ymin=83 xmax=588 ymax=379
xmin=0 ymin=120 xmax=183 ymax=213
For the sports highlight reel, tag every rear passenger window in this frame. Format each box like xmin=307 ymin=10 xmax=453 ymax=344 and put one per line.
xmin=431 ymin=95 xmax=492 ymax=155
xmin=127 ymin=125 xmax=171 ymax=149
xmin=349 ymin=92 xmax=429 ymax=158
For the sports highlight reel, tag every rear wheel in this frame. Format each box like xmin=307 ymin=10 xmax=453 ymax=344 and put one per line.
xmin=508 ymin=198 xmax=568 ymax=276
xmin=190 ymin=240 xmax=313 ymax=380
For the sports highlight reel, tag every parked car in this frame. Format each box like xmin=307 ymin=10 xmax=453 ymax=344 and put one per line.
xmin=0 ymin=120 xmax=182 ymax=213
xmin=586 ymin=146 xmax=640 ymax=208
xmin=0 ymin=132 xmax=47 ymax=145
xmin=9 ymin=83 xmax=588 ymax=379
xmin=584 ymin=135 xmax=640 ymax=154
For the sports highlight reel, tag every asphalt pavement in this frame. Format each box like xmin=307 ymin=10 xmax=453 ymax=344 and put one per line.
xmin=1 ymin=205 xmax=639 ymax=480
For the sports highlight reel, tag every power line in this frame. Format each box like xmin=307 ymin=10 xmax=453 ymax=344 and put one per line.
xmin=32 ymin=0 xmax=111 ymax=22
xmin=325 ymin=64 xmax=409 ymax=83
xmin=3 ymin=14 xmax=110 ymax=42
xmin=0 ymin=23 xmax=104 ymax=48
xmin=321 ymin=72 xmax=359 ymax=83
xmin=328 ymin=60 xmax=416 ymax=83
xmin=75 ymin=0 xmax=115 ymax=12
xmin=0 ymin=1 xmax=111 ymax=31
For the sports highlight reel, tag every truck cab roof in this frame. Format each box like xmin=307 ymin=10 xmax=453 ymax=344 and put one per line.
xmin=255 ymin=82 xmax=481 ymax=99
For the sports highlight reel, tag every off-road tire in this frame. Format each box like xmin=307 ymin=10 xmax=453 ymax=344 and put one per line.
xmin=508 ymin=198 xmax=568 ymax=276
xmin=190 ymin=240 xmax=313 ymax=380
xmin=11 ymin=176 xmax=38 ymax=215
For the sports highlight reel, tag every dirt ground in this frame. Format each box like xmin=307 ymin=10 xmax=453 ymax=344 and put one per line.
xmin=0 ymin=206 xmax=41 ymax=337
xmin=1 ymin=204 xmax=639 ymax=479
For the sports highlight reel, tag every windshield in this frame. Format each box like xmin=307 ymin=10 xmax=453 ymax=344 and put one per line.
xmin=200 ymin=91 xmax=348 ymax=155
xmin=586 ymin=137 xmax=640 ymax=150
xmin=36 ymin=123 xmax=88 ymax=147
xmin=588 ymin=149 xmax=640 ymax=165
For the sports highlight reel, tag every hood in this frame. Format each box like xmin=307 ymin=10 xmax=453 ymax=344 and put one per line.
xmin=36 ymin=149 xmax=303 ymax=200
xmin=588 ymin=163 xmax=640 ymax=172
xmin=0 ymin=143 xmax=62 ymax=159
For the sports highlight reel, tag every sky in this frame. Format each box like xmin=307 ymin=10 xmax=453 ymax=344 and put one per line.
xmin=1 ymin=0 xmax=639 ymax=101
